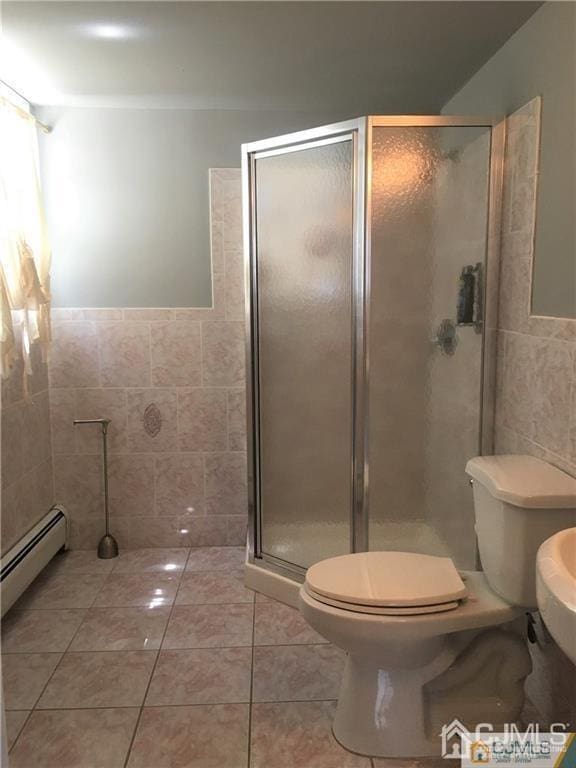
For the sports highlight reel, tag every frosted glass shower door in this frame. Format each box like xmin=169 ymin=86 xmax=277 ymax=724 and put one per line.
xmin=367 ymin=124 xmax=493 ymax=569
xmin=252 ymin=136 xmax=356 ymax=570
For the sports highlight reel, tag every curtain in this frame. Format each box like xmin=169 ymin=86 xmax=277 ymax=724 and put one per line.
xmin=0 ymin=96 xmax=51 ymax=383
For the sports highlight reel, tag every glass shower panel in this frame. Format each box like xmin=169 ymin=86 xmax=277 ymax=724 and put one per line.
xmin=254 ymin=139 xmax=354 ymax=569
xmin=368 ymin=125 xmax=491 ymax=569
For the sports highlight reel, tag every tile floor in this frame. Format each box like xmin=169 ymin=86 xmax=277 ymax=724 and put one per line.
xmin=2 ymin=546 xmax=442 ymax=768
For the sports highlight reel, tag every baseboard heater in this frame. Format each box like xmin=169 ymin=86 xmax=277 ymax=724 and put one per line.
xmin=1 ymin=505 xmax=69 ymax=617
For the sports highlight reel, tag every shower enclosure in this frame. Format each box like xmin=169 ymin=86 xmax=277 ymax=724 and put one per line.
xmin=242 ymin=116 xmax=504 ymax=589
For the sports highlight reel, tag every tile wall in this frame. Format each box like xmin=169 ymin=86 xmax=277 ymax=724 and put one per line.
xmin=48 ymin=169 xmax=247 ymax=549
xmin=1 ymin=338 xmax=55 ymax=555
xmin=493 ymin=97 xmax=576 ymax=726
xmin=495 ymin=97 xmax=576 ymax=477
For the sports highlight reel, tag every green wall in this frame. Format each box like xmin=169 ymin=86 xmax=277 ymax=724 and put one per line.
xmin=443 ymin=1 xmax=575 ymax=318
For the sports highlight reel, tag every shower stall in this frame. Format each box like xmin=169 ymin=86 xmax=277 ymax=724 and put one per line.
xmin=242 ymin=116 xmax=504 ymax=596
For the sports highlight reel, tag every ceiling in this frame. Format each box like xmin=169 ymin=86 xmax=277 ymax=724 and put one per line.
xmin=2 ymin=1 xmax=542 ymax=111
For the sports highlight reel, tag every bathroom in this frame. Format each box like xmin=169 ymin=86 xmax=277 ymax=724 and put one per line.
xmin=0 ymin=1 xmax=575 ymax=766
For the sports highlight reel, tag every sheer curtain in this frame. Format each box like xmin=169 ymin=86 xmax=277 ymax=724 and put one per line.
xmin=0 ymin=95 xmax=51 ymax=383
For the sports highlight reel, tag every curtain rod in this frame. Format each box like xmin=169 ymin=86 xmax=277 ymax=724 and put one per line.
xmin=0 ymin=82 xmax=52 ymax=134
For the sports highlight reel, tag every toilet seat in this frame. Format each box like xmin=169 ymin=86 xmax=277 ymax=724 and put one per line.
xmin=305 ymin=551 xmax=468 ymax=616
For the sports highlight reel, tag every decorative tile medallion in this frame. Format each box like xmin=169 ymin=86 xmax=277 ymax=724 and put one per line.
xmin=143 ymin=403 xmax=162 ymax=438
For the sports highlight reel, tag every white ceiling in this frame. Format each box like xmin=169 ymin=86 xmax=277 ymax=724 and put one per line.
xmin=1 ymin=1 xmax=542 ymax=110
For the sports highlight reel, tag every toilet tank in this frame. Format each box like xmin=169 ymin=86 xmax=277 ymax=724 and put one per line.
xmin=466 ymin=455 xmax=576 ymax=609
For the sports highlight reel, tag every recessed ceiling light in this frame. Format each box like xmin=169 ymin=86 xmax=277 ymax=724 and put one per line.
xmin=85 ymin=23 xmax=136 ymax=40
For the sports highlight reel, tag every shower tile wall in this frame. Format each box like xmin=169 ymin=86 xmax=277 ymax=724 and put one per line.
xmin=494 ymin=97 xmax=576 ymax=726
xmin=1 ymin=341 xmax=55 ymax=554
xmin=48 ymin=169 xmax=247 ymax=549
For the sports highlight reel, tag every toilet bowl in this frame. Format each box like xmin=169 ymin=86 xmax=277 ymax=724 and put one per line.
xmin=298 ymin=456 xmax=576 ymax=758
xmin=299 ymin=556 xmax=528 ymax=758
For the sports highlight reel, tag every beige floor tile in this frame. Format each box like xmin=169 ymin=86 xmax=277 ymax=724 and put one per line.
xmin=176 ymin=571 xmax=254 ymax=605
xmin=9 ymin=708 xmax=139 ymax=768
xmin=2 ymin=653 xmax=62 ymax=709
xmin=14 ymin=571 xmax=108 ymax=610
xmin=254 ymin=592 xmax=275 ymax=602
xmin=127 ymin=704 xmax=249 ymax=768
xmin=185 ymin=546 xmax=245 ymax=572
xmin=37 ymin=650 xmax=156 ymax=709
xmin=2 ymin=609 xmax=85 ymax=653
xmin=253 ymin=644 xmax=345 ymax=702
xmin=93 ymin=573 xmax=180 ymax=607
xmin=47 ymin=550 xmax=117 ymax=575
xmin=254 ymin=602 xmax=327 ymax=645
xmin=112 ymin=548 xmax=189 ymax=573
xmin=251 ymin=701 xmax=369 ymax=768
xmin=69 ymin=606 xmax=170 ymax=651
xmin=163 ymin=604 xmax=253 ymax=649
xmin=5 ymin=710 xmax=29 ymax=751
xmin=146 ymin=647 xmax=252 ymax=706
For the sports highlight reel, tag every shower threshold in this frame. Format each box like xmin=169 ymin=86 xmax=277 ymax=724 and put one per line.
xmin=245 ymin=520 xmax=451 ymax=607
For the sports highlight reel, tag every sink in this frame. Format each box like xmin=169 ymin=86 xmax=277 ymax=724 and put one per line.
xmin=536 ymin=527 xmax=576 ymax=664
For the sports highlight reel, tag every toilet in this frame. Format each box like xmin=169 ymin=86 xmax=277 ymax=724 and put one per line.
xmin=298 ymin=455 xmax=576 ymax=758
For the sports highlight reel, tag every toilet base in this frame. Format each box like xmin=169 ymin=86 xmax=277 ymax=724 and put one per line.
xmin=332 ymin=626 xmax=532 ymax=758
xmin=332 ymin=652 xmax=445 ymax=757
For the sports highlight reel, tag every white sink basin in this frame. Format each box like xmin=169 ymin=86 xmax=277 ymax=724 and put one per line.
xmin=536 ymin=527 xmax=576 ymax=664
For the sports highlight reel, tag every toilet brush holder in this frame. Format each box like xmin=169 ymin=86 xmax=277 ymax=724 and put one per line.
xmin=73 ymin=418 xmax=119 ymax=559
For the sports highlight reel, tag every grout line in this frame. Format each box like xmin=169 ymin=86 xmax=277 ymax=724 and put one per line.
xmin=8 ymin=572 xmax=108 ymax=751
xmin=246 ymin=576 xmax=257 ymax=768
xmin=6 ymin=709 xmax=35 ymax=755
xmin=121 ymin=562 xmax=184 ymax=768
xmin=9 ymin=698 xmax=340 ymax=715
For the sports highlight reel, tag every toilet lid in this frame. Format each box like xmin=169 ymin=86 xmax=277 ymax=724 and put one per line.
xmin=304 ymin=585 xmax=461 ymax=615
xmin=305 ymin=552 xmax=467 ymax=608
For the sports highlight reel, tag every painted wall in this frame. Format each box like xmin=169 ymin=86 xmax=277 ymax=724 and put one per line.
xmin=443 ymin=1 xmax=576 ymax=318
xmin=37 ymin=107 xmax=344 ymax=309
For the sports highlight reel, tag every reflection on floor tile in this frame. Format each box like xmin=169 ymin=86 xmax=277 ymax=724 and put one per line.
xmin=127 ymin=704 xmax=249 ymax=768
xmin=146 ymin=647 xmax=252 ymax=706
xmin=5 ymin=711 xmax=30 ymax=750
xmin=253 ymin=644 xmax=345 ymax=702
xmin=9 ymin=708 xmax=139 ymax=768
xmin=251 ymin=701 xmax=369 ymax=768
xmin=37 ymin=650 xmax=156 ymax=709
xmin=163 ymin=603 xmax=254 ymax=649
xmin=254 ymin=601 xmax=327 ymax=646
xmin=112 ymin=548 xmax=189 ymax=574
xmin=2 ymin=609 xmax=85 ymax=653
xmin=2 ymin=653 xmax=62 ymax=710
xmin=69 ymin=606 xmax=170 ymax=651
xmin=176 ymin=570 xmax=254 ymax=605
xmin=14 ymin=572 xmax=108 ymax=610
xmin=1 ymin=546 xmax=410 ymax=766
xmin=185 ymin=546 xmax=245 ymax=572
xmin=93 ymin=573 xmax=180 ymax=607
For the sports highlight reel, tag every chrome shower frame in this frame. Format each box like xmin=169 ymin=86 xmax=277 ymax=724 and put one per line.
xmin=242 ymin=115 xmax=505 ymax=585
